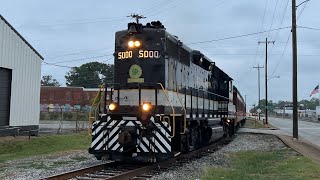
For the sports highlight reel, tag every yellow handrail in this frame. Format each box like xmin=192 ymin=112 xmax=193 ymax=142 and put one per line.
xmin=175 ymin=85 xmax=187 ymax=134
xmin=157 ymin=83 xmax=176 ymax=138
xmin=88 ymin=85 xmax=104 ymax=135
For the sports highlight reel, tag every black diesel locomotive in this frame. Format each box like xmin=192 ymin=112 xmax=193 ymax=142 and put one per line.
xmin=89 ymin=21 xmax=246 ymax=162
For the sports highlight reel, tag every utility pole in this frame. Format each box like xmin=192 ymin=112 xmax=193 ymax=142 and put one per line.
xmin=292 ymin=0 xmax=298 ymax=139
xmin=253 ymin=64 xmax=264 ymax=121
xmin=127 ymin=14 xmax=146 ymax=24
xmin=259 ymin=38 xmax=275 ymax=126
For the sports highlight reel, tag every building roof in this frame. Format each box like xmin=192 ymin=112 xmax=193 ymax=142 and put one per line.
xmin=0 ymin=14 xmax=44 ymax=60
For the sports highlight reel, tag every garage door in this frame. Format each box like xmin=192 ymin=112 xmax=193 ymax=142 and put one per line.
xmin=0 ymin=67 xmax=12 ymax=126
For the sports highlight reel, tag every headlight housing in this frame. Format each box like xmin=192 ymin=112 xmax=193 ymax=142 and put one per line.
xmin=109 ymin=103 xmax=116 ymax=111
xmin=142 ymin=102 xmax=151 ymax=112
xmin=128 ymin=40 xmax=141 ymax=48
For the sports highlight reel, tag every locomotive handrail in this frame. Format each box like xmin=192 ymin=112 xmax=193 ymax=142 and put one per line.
xmin=157 ymin=83 xmax=176 ymax=138
xmin=175 ymin=85 xmax=187 ymax=135
xmin=88 ymin=85 xmax=104 ymax=135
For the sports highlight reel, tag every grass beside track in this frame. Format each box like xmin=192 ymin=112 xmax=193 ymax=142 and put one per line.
xmin=201 ymin=150 xmax=320 ymax=180
xmin=244 ymin=117 xmax=265 ymax=129
xmin=0 ymin=133 xmax=90 ymax=162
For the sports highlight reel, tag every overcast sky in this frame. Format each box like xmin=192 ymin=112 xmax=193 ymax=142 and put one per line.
xmin=1 ymin=0 xmax=320 ymax=108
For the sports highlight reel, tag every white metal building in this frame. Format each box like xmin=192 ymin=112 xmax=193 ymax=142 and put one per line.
xmin=0 ymin=14 xmax=43 ymax=136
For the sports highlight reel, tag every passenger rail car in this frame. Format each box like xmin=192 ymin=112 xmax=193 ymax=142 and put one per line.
xmin=89 ymin=21 xmax=246 ymax=162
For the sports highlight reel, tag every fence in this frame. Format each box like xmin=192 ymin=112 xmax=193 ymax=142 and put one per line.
xmin=39 ymin=107 xmax=97 ymax=134
xmin=268 ymin=112 xmax=320 ymax=123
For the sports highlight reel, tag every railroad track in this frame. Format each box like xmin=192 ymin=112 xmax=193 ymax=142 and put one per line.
xmin=42 ymin=138 xmax=233 ymax=180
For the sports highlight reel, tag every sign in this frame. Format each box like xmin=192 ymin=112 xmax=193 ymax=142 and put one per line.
xmin=138 ymin=50 xmax=160 ymax=58
xmin=117 ymin=50 xmax=160 ymax=60
xmin=118 ymin=51 xmax=132 ymax=59
xmin=257 ymin=108 xmax=262 ymax=114
xmin=128 ymin=64 xmax=144 ymax=83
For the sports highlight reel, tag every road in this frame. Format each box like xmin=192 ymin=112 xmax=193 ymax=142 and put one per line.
xmin=268 ymin=117 xmax=320 ymax=147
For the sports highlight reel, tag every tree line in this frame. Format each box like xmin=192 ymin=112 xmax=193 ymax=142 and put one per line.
xmin=250 ymin=98 xmax=320 ymax=113
xmin=41 ymin=62 xmax=114 ymax=88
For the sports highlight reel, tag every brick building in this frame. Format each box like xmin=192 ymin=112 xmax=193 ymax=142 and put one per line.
xmin=40 ymin=86 xmax=108 ymax=112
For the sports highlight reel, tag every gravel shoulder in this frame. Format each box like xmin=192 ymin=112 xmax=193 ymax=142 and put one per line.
xmin=0 ymin=133 xmax=294 ymax=180
xmin=0 ymin=150 xmax=103 ymax=180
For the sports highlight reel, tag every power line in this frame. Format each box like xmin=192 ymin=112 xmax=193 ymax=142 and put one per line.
xmin=140 ymin=0 xmax=174 ymax=15
xmin=270 ymin=0 xmax=310 ymax=77
xmin=186 ymin=26 xmax=291 ymax=45
xmin=43 ymin=56 xmax=114 ymax=68
xmin=267 ymin=0 xmax=279 ymax=38
xmin=148 ymin=0 xmax=185 ymax=18
xmin=45 ymin=47 xmax=113 ymax=59
xmin=266 ymin=0 xmax=290 ymax=59
xmin=298 ymin=26 xmax=320 ymax=31
xmin=38 ymin=17 xmax=127 ymax=28
xmin=43 ymin=62 xmax=74 ymax=68
xmin=297 ymin=0 xmax=309 ymax=19
xmin=253 ymin=0 xmax=268 ymax=67
xmin=45 ymin=54 xmax=113 ymax=65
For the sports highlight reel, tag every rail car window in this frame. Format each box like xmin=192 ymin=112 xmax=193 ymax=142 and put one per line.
xmin=166 ymin=39 xmax=190 ymax=65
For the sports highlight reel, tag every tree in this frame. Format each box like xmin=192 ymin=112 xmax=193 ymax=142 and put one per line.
xmin=65 ymin=62 xmax=114 ymax=88
xmin=41 ymin=75 xmax=60 ymax=86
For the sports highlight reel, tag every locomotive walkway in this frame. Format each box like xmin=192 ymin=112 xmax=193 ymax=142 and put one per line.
xmin=239 ymin=117 xmax=320 ymax=165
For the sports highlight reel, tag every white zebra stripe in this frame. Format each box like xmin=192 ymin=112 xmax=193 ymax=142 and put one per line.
xmin=92 ymin=131 xmax=104 ymax=148
xmin=126 ymin=121 xmax=134 ymax=126
xmin=91 ymin=122 xmax=107 ymax=146
xmin=95 ymin=130 xmax=108 ymax=150
xmin=199 ymin=114 xmax=202 ymax=118
xmin=193 ymin=114 xmax=196 ymax=118
xmin=154 ymin=131 xmax=170 ymax=152
xmin=205 ymin=114 xmax=208 ymax=117
xmin=91 ymin=121 xmax=106 ymax=136
xmin=111 ymin=143 xmax=120 ymax=151
xmin=95 ymin=136 xmax=105 ymax=150
xmin=138 ymin=138 xmax=149 ymax=152
xmin=186 ymin=114 xmax=190 ymax=118
xmin=150 ymin=116 xmax=155 ymax=123
xmin=107 ymin=127 xmax=120 ymax=148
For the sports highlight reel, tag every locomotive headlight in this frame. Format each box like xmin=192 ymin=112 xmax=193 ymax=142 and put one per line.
xmin=142 ymin=102 xmax=151 ymax=112
xmin=134 ymin=40 xmax=141 ymax=47
xmin=128 ymin=41 xmax=134 ymax=48
xmin=109 ymin=103 xmax=116 ymax=111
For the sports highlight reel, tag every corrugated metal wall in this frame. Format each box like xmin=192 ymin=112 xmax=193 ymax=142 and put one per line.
xmin=0 ymin=17 xmax=42 ymax=126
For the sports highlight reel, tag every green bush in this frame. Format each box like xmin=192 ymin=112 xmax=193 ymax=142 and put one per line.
xmin=63 ymin=112 xmax=73 ymax=120
xmin=49 ymin=112 xmax=60 ymax=120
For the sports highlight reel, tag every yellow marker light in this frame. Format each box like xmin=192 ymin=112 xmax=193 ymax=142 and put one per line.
xmin=109 ymin=103 xmax=116 ymax=111
xmin=134 ymin=41 xmax=141 ymax=47
xmin=128 ymin=41 xmax=134 ymax=47
xmin=142 ymin=103 xmax=151 ymax=112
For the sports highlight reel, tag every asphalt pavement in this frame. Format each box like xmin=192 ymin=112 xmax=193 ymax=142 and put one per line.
xmin=267 ymin=117 xmax=320 ymax=147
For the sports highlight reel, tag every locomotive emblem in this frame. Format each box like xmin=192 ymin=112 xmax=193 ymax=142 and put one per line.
xmin=128 ymin=64 xmax=144 ymax=83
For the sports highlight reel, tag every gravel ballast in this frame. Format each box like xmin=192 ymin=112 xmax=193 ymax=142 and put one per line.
xmin=0 ymin=150 xmax=102 ymax=180
xmin=0 ymin=133 xmax=293 ymax=180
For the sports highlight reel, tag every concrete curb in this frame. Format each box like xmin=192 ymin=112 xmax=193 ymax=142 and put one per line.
xmin=277 ymin=134 xmax=320 ymax=165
